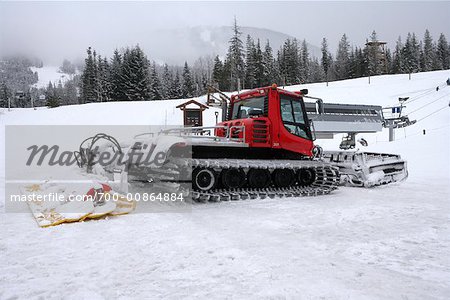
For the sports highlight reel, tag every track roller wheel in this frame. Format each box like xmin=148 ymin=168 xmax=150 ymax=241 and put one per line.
xmin=247 ymin=168 xmax=271 ymax=188
xmin=297 ymin=168 xmax=316 ymax=186
xmin=272 ymin=169 xmax=295 ymax=188
xmin=193 ymin=168 xmax=217 ymax=191
xmin=221 ymin=168 xmax=246 ymax=189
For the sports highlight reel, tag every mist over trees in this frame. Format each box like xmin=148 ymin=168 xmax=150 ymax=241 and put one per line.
xmin=0 ymin=56 xmax=39 ymax=107
xmin=1 ymin=20 xmax=450 ymax=107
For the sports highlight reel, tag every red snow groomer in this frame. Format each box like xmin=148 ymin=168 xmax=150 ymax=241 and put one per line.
xmin=177 ymin=83 xmax=406 ymax=198
xmin=168 ymin=84 xmax=341 ymax=200
xmin=77 ymin=85 xmax=407 ymax=202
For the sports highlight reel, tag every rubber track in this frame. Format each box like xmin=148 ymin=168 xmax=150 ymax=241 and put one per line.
xmin=183 ymin=158 xmax=340 ymax=202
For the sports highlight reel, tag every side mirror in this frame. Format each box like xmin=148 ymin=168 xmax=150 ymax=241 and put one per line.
xmin=309 ymin=118 xmax=316 ymax=141
xmin=248 ymin=108 xmax=263 ymax=116
xmin=300 ymin=89 xmax=308 ymax=95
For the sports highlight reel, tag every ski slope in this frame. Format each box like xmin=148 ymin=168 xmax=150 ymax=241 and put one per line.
xmin=30 ymin=66 xmax=77 ymax=88
xmin=1 ymin=70 xmax=449 ymax=299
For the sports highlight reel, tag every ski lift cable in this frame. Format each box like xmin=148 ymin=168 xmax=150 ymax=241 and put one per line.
xmin=426 ymin=124 xmax=450 ymax=132
xmin=406 ymin=86 xmax=436 ymax=100
xmin=401 ymin=83 xmax=448 ymax=105
xmin=416 ymin=106 xmax=449 ymax=123
xmin=396 ymin=82 xmax=447 ymax=97
xmin=410 ymin=124 xmax=449 ymax=135
xmin=404 ymin=87 xmax=443 ymax=104
xmin=387 ymin=87 xmax=434 ymax=108
xmin=408 ymin=93 xmax=450 ymax=114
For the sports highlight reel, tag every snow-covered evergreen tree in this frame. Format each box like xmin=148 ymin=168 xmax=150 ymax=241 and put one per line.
xmin=358 ymin=47 xmax=368 ymax=77
xmin=181 ymin=62 xmax=194 ymax=98
xmin=411 ymin=33 xmax=421 ymax=72
xmin=222 ymin=58 xmax=232 ymax=91
xmin=335 ymin=34 xmax=350 ymax=80
xmin=198 ymin=72 xmax=208 ymax=96
xmin=227 ymin=17 xmax=245 ymax=90
xmin=309 ymin=57 xmax=324 ymax=83
xmin=392 ymin=37 xmax=404 ymax=74
xmin=96 ymin=55 xmax=112 ymax=102
xmin=299 ymin=40 xmax=310 ymax=83
xmin=366 ymin=31 xmax=381 ymax=76
xmin=55 ymin=80 xmax=65 ymax=104
xmin=0 ymin=82 xmax=11 ymax=108
xmin=347 ymin=47 xmax=355 ymax=78
xmin=422 ymin=29 xmax=435 ymax=71
xmin=170 ymin=71 xmax=183 ymax=99
xmin=321 ymin=38 xmax=331 ymax=84
xmin=262 ymin=40 xmax=277 ymax=86
xmin=385 ymin=48 xmax=392 ymax=74
xmin=244 ymin=35 xmax=256 ymax=89
xmin=81 ymin=47 xmax=97 ymax=103
xmin=63 ymin=79 xmax=78 ymax=105
xmin=403 ymin=33 xmax=420 ymax=73
xmin=92 ymin=50 xmax=99 ymax=101
xmin=212 ymin=55 xmax=224 ymax=88
xmin=110 ymin=49 xmax=124 ymax=101
xmin=253 ymin=39 xmax=264 ymax=87
xmin=121 ymin=46 xmax=151 ymax=101
xmin=160 ymin=64 xmax=173 ymax=99
xmin=279 ymin=39 xmax=299 ymax=85
xmin=45 ymin=82 xmax=60 ymax=108
xmin=436 ymin=33 xmax=450 ymax=69
xmin=149 ymin=62 xmax=162 ymax=100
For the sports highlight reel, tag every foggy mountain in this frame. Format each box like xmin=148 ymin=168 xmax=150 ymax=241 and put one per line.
xmin=140 ymin=26 xmax=321 ymax=65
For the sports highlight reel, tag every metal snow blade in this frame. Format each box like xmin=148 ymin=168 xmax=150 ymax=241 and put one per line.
xmin=322 ymin=151 xmax=408 ymax=187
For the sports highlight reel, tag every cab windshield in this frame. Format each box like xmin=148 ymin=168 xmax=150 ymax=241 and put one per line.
xmin=231 ymin=96 xmax=265 ymax=119
xmin=280 ymin=94 xmax=311 ymax=140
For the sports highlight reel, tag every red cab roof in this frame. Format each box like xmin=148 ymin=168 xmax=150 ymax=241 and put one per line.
xmin=230 ymin=85 xmax=303 ymax=102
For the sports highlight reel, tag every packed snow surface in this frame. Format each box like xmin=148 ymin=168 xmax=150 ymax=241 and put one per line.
xmin=1 ymin=70 xmax=449 ymax=299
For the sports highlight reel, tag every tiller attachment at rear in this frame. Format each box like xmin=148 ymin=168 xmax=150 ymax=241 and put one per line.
xmin=322 ymin=151 xmax=408 ymax=187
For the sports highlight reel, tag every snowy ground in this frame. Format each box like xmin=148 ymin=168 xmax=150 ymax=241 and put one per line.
xmin=1 ymin=70 xmax=449 ymax=299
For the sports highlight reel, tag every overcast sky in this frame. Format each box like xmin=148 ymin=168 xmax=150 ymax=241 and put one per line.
xmin=1 ymin=1 xmax=449 ymax=65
